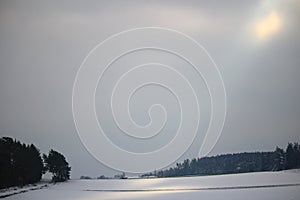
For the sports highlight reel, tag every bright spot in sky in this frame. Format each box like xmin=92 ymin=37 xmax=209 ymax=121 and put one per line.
xmin=255 ymin=11 xmax=282 ymax=39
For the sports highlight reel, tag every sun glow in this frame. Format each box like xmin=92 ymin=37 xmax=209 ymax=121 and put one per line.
xmin=255 ymin=11 xmax=282 ymax=39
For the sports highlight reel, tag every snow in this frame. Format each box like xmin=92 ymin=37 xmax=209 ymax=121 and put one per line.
xmin=2 ymin=171 xmax=300 ymax=200
xmin=0 ymin=182 xmax=49 ymax=198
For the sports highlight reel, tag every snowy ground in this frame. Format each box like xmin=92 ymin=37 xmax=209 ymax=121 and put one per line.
xmin=2 ymin=170 xmax=300 ymax=200
xmin=0 ymin=182 xmax=49 ymax=199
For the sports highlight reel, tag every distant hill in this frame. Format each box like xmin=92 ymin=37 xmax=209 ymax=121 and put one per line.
xmin=142 ymin=143 xmax=300 ymax=178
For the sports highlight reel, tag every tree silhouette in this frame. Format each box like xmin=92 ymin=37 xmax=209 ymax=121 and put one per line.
xmin=43 ymin=149 xmax=71 ymax=182
xmin=274 ymin=146 xmax=285 ymax=171
xmin=286 ymin=142 xmax=300 ymax=169
xmin=0 ymin=137 xmax=44 ymax=188
xmin=150 ymin=143 xmax=300 ymax=178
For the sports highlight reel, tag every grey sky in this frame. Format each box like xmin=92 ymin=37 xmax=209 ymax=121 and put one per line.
xmin=0 ymin=0 xmax=299 ymax=178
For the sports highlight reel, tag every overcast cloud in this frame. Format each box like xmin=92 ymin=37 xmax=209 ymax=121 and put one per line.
xmin=0 ymin=0 xmax=299 ymax=178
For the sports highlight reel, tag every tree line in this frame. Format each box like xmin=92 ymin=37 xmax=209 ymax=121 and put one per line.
xmin=142 ymin=143 xmax=300 ymax=178
xmin=0 ymin=137 xmax=71 ymax=189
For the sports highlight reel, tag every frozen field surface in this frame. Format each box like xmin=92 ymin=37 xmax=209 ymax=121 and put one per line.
xmin=2 ymin=170 xmax=300 ymax=200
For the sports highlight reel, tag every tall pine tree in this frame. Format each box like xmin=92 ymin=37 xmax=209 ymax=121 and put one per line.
xmin=43 ymin=149 xmax=71 ymax=182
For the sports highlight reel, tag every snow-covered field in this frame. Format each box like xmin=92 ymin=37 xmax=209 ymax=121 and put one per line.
xmin=2 ymin=170 xmax=300 ymax=200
